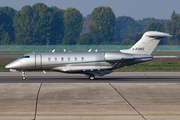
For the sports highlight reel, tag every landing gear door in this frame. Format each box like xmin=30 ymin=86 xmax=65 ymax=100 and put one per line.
xmin=35 ymin=54 xmax=42 ymax=69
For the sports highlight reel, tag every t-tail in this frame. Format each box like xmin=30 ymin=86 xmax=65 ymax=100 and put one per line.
xmin=120 ymin=31 xmax=172 ymax=55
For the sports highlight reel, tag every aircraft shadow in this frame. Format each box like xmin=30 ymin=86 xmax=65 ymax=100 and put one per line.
xmin=25 ymin=76 xmax=180 ymax=83
xmin=1 ymin=76 xmax=180 ymax=83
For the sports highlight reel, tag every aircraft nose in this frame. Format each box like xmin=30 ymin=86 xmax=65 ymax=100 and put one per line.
xmin=5 ymin=62 xmax=18 ymax=69
xmin=5 ymin=63 xmax=12 ymax=69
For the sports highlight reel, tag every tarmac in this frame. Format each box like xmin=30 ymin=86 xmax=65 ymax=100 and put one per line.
xmin=0 ymin=72 xmax=180 ymax=120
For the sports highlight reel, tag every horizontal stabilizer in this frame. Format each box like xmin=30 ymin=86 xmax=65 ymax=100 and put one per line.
xmin=146 ymin=33 xmax=173 ymax=38
xmin=153 ymin=55 xmax=178 ymax=58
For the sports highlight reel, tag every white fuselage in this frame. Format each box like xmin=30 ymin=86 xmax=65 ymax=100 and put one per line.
xmin=5 ymin=51 xmax=152 ymax=74
xmin=5 ymin=31 xmax=171 ymax=80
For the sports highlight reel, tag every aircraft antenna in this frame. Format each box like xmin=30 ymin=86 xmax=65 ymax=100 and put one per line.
xmin=52 ymin=49 xmax=55 ymax=52
xmin=88 ymin=49 xmax=92 ymax=52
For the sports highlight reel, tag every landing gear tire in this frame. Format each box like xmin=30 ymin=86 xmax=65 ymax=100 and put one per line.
xmin=22 ymin=76 xmax=26 ymax=80
xmin=89 ymin=75 xmax=95 ymax=80
xmin=21 ymin=71 xmax=27 ymax=80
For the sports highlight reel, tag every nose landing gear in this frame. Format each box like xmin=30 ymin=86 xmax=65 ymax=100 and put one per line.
xmin=21 ymin=71 xmax=27 ymax=80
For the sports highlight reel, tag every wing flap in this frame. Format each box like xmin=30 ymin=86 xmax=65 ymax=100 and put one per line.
xmin=85 ymin=69 xmax=112 ymax=76
xmin=52 ymin=66 xmax=111 ymax=72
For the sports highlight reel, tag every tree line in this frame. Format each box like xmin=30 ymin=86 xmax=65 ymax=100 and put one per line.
xmin=0 ymin=3 xmax=180 ymax=45
xmin=0 ymin=3 xmax=83 ymax=45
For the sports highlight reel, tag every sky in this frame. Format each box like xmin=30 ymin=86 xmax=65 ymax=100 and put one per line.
xmin=1 ymin=0 xmax=180 ymax=20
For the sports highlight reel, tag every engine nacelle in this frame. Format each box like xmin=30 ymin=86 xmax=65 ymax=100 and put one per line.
xmin=104 ymin=52 xmax=134 ymax=61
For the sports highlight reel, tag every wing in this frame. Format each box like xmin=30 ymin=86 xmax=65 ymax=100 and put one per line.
xmin=52 ymin=66 xmax=113 ymax=76
xmin=51 ymin=59 xmax=125 ymax=76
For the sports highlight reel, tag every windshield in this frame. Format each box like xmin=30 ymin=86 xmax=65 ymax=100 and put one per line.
xmin=19 ymin=55 xmax=30 ymax=59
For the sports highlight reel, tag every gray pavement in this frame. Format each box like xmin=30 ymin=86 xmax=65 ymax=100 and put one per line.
xmin=0 ymin=72 xmax=180 ymax=83
xmin=1 ymin=76 xmax=180 ymax=83
xmin=0 ymin=72 xmax=180 ymax=120
xmin=1 ymin=71 xmax=180 ymax=77
xmin=0 ymin=83 xmax=40 ymax=120
xmin=0 ymin=83 xmax=180 ymax=120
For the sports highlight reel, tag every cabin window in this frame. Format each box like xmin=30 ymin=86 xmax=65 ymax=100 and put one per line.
xmin=81 ymin=57 xmax=84 ymax=61
xmin=55 ymin=57 xmax=57 ymax=62
xmin=48 ymin=57 xmax=51 ymax=62
xmin=68 ymin=57 xmax=70 ymax=61
xmin=61 ymin=57 xmax=64 ymax=61
xmin=75 ymin=57 xmax=77 ymax=61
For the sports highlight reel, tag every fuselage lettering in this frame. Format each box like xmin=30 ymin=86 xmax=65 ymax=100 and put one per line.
xmin=132 ymin=47 xmax=144 ymax=51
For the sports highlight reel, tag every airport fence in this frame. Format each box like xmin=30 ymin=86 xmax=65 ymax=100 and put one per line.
xmin=0 ymin=45 xmax=180 ymax=51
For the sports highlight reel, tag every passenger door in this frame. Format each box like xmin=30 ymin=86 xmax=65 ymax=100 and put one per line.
xmin=35 ymin=54 xmax=42 ymax=69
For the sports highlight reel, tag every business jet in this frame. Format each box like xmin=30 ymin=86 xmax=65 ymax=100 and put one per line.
xmin=5 ymin=31 xmax=172 ymax=80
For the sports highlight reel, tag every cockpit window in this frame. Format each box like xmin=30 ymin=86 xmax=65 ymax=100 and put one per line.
xmin=19 ymin=55 xmax=24 ymax=59
xmin=24 ymin=56 xmax=30 ymax=58
xmin=19 ymin=55 xmax=30 ymax=59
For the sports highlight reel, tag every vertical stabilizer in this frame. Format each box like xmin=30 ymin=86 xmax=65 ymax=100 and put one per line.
xmin=120 ymin=31 xmax=172 ymax=55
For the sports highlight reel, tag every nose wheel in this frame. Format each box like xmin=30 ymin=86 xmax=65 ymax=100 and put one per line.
xmin=22 ymin=76 xmax=26 ymax=80
xmin=21 ymin=71 xmax=27 ymax=80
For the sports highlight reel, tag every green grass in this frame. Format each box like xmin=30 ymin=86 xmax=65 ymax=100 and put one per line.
xmin=114 ymin=58 xmax=180 ymax=72
xmin=0 ymin=58 xmax=16 ymax=72
xmin=152 ymin=50 xmax=180 ymax=55
xmin=114 ymin=62 xmax=180 ymax=72
xmin=2 ymin=58 xmax=180 ymax=72
xmin=0 ymin=50 xmax=46 ymax=55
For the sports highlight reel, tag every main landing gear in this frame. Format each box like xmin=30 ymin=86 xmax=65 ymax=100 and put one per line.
xmin=21 ymin=71 xmax=27 ymax=80
xmin=89 ymin=75 xmax=95 ymax=80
